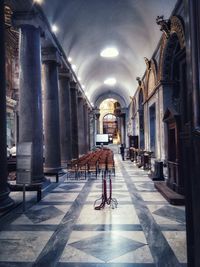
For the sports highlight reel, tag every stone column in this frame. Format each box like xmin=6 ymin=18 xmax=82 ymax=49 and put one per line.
xmin=95 ymin=109 xmax=100 ymax=134
xmin=78 ymin=94 xmax=85 ymax=156
xmin=70 ymin=81 xmax=79 ymax=159
xmin=89 ymin=111 xmax=95 ymax=149
xmin=0 ymin=0 xmax=14 ymax=210
xmin=14 ymin=13 xmax=44 ymax=183
xmin=84 ymin=103 xmax=89 ymax=153
xmin=58 ymin=69 xmax=72 ymax=165
xmin=121 ymin=115 xmax=125 ymax=146
xmin=42 ymin=47 xmax=61 ymax=174
xmin=185 ymin=1 xmax=200 ymax=266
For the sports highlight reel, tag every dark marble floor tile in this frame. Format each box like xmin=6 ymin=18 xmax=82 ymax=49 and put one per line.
xmin=0 ymin=224 xmax=57 ymax=231
xmin=73 ymin=224 xmax=143 ymax=231
xmin=96 ymin=184 xmax=124 ymax=189
xmin=58 ymin=263 xmax=156 ymax=267
xmin=136 ymin=183 xmax=156 ymax=191
xmin=153 ymin=206 xmax=185 ymax=224
xmin=25 ymin=205 xmax=64 ymax=224
xmin=59 ymin=184 xmax=82 ymax=191
xmin=0 ymin=263 xmax=33 ymax=267
xmin=69 ymin=232 xmax=145 ymax=262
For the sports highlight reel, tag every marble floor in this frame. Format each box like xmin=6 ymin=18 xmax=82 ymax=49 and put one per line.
xmin=0 ymin=154 xmax=187 ymax=267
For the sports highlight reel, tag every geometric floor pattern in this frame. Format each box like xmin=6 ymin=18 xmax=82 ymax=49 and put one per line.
xmin=69 ymin=232 xmax=145 ymax=262
xmin=0 ymin=147 xmax=187 ymax=266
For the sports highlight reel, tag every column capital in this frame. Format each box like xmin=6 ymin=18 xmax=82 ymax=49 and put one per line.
xmin=58 ymin=67 xmax=72 ymax=81
xmin=70 ymin=81 xmax=78 ymax=90
xmin=12 ymin=11 xmax=42 ymax=30
xmin=77 ymin=91 xmax=84 ymax=99
xmin=42 ymin=47 xmax=60 ymax=64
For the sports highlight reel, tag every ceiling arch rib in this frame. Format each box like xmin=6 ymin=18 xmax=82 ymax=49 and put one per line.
xmin=94 ymin=91 xmax=127 ymax=109
xmin=42 ymin=0 xmax=177 ymax=106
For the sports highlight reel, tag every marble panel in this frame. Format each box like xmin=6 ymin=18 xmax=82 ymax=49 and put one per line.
xmin=140 ymin=192 xmax=167 ymax=202
xmin=162 ymin=231 xmax=187 ymax=263
xmin=76 ymin=204 xmax=140 ymax=225
xmin=148 ymin=205 xmax=185 ymax=225
xmin=0 ymin=231 xmax=53 ymax=262
xmin=41 ymin=192 xmax=79 ymax=202
xmin=12 ymin=205 xmax=70 ymax=225
xmin=68 ymin=232 xmax=146 ymax=262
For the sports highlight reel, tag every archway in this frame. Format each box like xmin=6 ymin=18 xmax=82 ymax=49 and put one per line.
xmin=103 ymin=113 xmax=118 ymax=143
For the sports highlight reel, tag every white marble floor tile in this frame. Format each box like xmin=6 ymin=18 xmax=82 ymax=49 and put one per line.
xmin=131 ymin=177 xmax=151 ymax=182
xmin=0 ymin=231 xmax=53 ymax=262
xmin=109 ymin=246 xmax=154 ymax=263
xmin=12 ymin=205 xmax=71 ymax=225
xmin=147 ymin=205 xmax=184 ymax=225
xmin=41 ymin=192 xmax=79 ymax=202
xmin=140 ymin=192 xmax=167 ymax=202
xmin=162 ymin=231 xmax=187 ymax=263
xmin=60 ymin=230 xmax=152 ymax=263
xmin=52 ymin=183 xmax=84 ymax=192
xmin=60 ymin=245 xmax=103 ymax=263
xmin=91 ymin=183 xmax=128 ymax=192
xmin=86 ymin=191 xmax=132 ymax=202
xmin=76 ymin=204 xmax=140 ymax=225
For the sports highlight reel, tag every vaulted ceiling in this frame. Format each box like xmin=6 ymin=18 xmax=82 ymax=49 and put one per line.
xmin=42 ymin=0 xmax=177 ymax=107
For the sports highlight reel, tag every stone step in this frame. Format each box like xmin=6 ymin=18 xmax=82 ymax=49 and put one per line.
xmin=154 ymin=181 xmax=185 ymax=205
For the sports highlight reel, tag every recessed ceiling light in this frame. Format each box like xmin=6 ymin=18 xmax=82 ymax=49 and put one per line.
xmin=100 ymin=47 xmax=119 ymax=58
xmin=68 ymin=57 xmax=72 ymax=62
xmin=82 ymin=85 xmax=85 ymax=89
xmin=33 ymin=0 xmax=43 ymax=4
xmin=52 ymin=24 xmax=58 ymax=33
xmin=72 ymin=64 xmax=76 ymax=70
xmin=104 ymin=77 xmax=116 ymax=86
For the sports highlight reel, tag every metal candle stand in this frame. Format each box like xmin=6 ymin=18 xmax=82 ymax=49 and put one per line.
xmin=94 ymin=166 xmax=118 ymax=210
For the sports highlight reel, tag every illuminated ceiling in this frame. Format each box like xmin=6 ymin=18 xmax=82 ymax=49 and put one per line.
xmin=42 ymin=0 xmax=177 ymax=107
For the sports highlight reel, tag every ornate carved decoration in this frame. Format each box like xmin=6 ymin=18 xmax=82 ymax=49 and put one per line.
xmin=156 ymin=15 xmax=171 ymax=39
xmin=170 ymin=16 xmax=185 ymax=49
xmin=158 ymin=35 xmax=167 ymax=81
xmin=146 ymin=59 xmax=157 ymax=97
xmin=158 ymin=16 xmax=185 ymax=81
xmin=136 ymin=77 xmax=142 ymax=86
xmin=144 ymin=57 xmax=151 ymax=70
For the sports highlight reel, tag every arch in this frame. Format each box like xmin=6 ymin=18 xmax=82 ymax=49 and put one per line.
xmin=170 ymin=16 xmax=185 ymax=49
xmin=132 ymin=97 xmax=137 ymax=117
xmin=146 ymin=59 xmax=158 ymax=97
xmin=94 ymin=92 xmax=127 ymax=109
xmin=159 ymin=16 xmax=185 ymax=81
xmin=103 ymin=113 xmax=117 ymax=121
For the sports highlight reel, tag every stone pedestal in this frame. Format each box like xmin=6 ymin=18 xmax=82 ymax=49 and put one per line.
xmin=42 ymin=47 xmax=61 ymax=173
xmin=17 ymin=23 xmax=44 ymax=183
xmin=0 ymin=0 xmax=14 ymax=210
xmin=58 ymin=70 xmax=72 ymax=164
xmin=70 ymin=82 xmax=79 ymax=159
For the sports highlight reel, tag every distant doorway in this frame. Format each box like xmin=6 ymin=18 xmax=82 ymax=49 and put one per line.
xmin=103 ymin=114 xmax=118 ymax=143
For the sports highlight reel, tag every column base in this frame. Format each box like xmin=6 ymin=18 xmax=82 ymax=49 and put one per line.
xmin=44 ymin=166 xmax=62 ymax=174
xmin=31 ymin=173 xmax=45 ymax=184
xmin=61 ymin=160 xmax=69 ymax=168
xmin=0 ymin=188 xmax=14 ymax=211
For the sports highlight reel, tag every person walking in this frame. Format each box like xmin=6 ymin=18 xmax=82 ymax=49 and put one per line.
xmin=120 ymin=144 xmax=125 ymax=161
